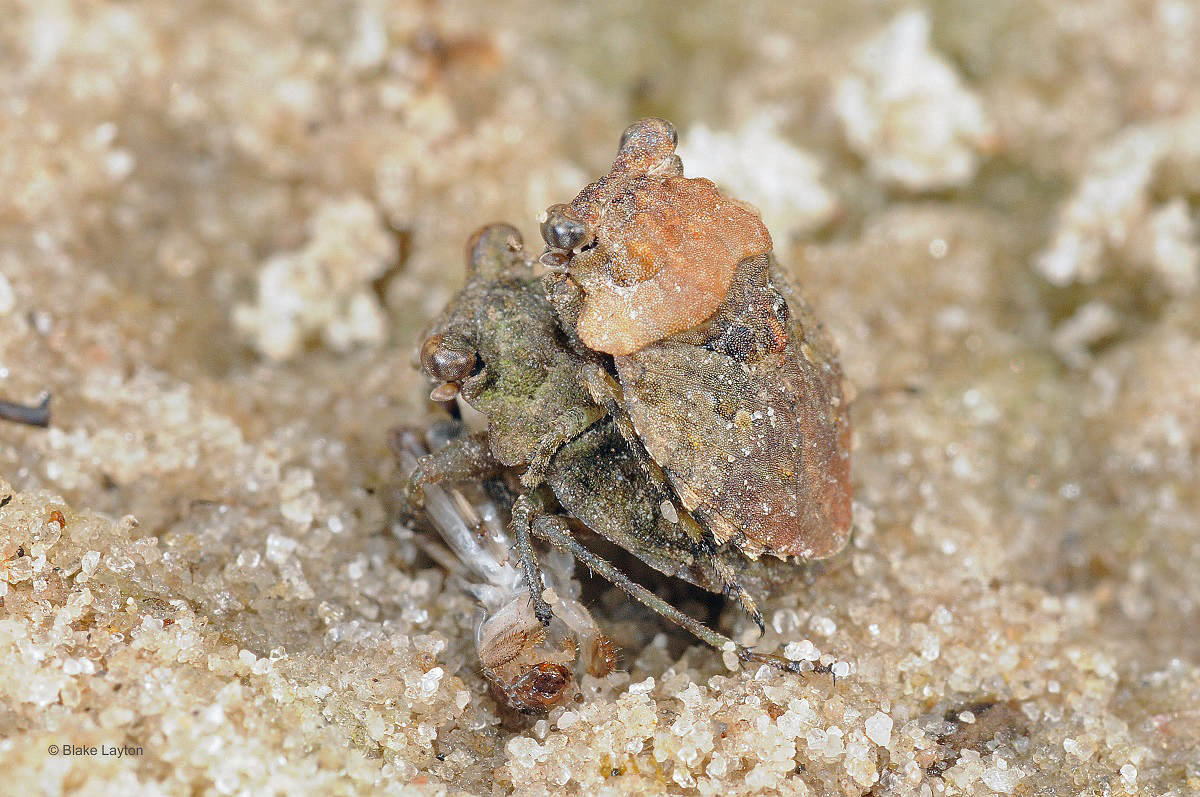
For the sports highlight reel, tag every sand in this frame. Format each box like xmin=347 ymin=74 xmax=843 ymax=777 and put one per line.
xmin=2 ymin=1 xmax=1199 ymax=794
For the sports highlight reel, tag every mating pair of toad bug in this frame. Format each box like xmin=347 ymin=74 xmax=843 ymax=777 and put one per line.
xmin=400 ymin=118 xmax=851 ymax=712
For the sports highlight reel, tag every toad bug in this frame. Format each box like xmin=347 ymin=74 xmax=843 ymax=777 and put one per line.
xmin=541 ymin=118 xmax=852 ymax=563
xmin=404 ymin=120 xmax=851 ymax=671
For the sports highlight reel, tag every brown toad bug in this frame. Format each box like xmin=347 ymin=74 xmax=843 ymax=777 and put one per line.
xmin=542 ymin=118 xmax=852 ymax=563
xmin=402 ymin=120 xmax=851 ymax=673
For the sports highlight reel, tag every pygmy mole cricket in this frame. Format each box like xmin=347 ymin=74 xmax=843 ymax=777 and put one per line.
xmin=402 ymin=119 xmax=851 ymax=673
xmin=392 ymin=425 xmax=614 ymax=716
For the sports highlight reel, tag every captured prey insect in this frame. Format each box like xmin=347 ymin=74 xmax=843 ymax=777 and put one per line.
xmin=392 ymin=425 xmax=615 ymax=715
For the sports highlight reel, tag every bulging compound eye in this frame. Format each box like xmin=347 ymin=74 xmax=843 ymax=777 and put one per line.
xmin=540 ymin=204 xmax=590 ymax=251
xmin=618 ymin=117 xmax=678 ymax=155
xmin=420 ymin=333 xmax=476 ymax=383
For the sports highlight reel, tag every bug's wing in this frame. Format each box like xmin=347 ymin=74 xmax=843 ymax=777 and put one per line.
xmin=614 ymin=322 xmax=851 ymax=560
xmin=546 ymin=421 xmax=733 ymax=594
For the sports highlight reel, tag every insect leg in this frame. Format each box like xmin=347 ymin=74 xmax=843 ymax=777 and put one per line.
xmin=542 ymin=272 xmax=592 ymax=356
xmin=580 ymin=367 xmax=642 ymax=451
xmin=520 ymin=405 xmax=606 ymax=489
xmin=510 ymin=489 xmax=554 ymax=627
xmin=389 ymin=427 xmax=504 ymax=515
xmin=529 ymin=512 xmax=802 ymax=674
xmin=710 ymin=556 xmax=766 ymax=634
xmin=580 ymin=366 xmax=684 ymax=505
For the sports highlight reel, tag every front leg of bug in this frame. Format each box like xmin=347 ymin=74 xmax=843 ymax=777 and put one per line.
xmin=390 ymin=428 xmax=505 ymax=518
xmin=519 ymin=404 xmax=607 ymax=489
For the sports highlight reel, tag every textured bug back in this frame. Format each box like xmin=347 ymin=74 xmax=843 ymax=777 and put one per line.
xmin=614 ymin=255 xmax=851 ymax=560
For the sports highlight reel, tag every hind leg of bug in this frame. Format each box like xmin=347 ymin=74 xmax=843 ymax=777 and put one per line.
xmin=708 ymin=555 xmax=767 ymax=636
xmin=581 ymin=365 xmax=768 ymax=633
xmin=526 ymin=508 xmax=806 ymax=675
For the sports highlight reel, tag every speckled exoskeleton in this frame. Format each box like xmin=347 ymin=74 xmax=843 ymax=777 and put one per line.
xmin=541 ymin=120 xmax=851 ymax=574
xmin=404 ymin=119 xmax=851 ymax=675
xmin=405 ymin=182 xmax=849 ymax=669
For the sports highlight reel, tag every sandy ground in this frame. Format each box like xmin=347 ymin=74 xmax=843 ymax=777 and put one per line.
xmin=2 ymin=1 xmax=1199 ymax=795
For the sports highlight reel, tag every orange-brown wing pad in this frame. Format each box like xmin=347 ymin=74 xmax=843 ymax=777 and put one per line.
xmin=561 ymin=118 xmax=772 ymax=356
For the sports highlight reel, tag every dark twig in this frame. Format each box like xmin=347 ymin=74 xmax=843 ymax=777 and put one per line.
xmin=0 ymin=392 xmax=51 ymax=428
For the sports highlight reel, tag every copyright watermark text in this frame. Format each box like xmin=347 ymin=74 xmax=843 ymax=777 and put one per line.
xmin=47 ymin=743 xmax=143 ymax=759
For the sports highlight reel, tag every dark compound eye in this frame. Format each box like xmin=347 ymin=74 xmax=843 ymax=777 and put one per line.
xmin=420 ymin=333 xmax=477 ymax=383
xmin=540 ymin=204 xmax=590 ymax=251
